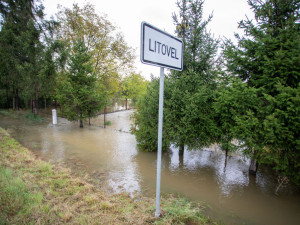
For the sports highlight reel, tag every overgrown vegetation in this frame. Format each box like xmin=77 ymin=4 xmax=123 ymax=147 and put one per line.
xmin=0 ymin=127 xmax=217 ymax=224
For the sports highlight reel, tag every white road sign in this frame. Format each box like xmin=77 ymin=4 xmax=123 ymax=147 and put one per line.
xmin=140 ymin=22 xmax=183 ymax=71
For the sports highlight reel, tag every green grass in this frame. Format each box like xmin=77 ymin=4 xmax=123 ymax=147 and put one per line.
xmin=0 ymin=110 xmax=9 ymax=116
xmin=105 ymin=120 xmax=112 ymax=126
xmin=0 ymin=110 xmax=43 ymax=123
xmin=22 ymin=112 xmax=43 ymax=122
xmin=0 ymin=166 xmax=43 ymax=224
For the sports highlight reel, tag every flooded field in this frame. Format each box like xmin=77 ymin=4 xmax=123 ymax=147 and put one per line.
xmin=0 ymin=110 xmax=299 ymax=225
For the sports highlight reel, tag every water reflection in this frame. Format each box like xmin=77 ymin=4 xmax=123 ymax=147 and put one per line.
xmin=42 ymin=124 xmax=66 ymax=162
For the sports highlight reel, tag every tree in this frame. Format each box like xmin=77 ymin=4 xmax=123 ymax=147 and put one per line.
xmin=222 ymin=0 xmax=300 ymax=183
xmin=133 ymin=0 xmax=219 ymax=153
xmin=167 ymin=0 xmax=219 ymax=153
xmin=0 ymin=0 xmax=59 ymax=114
xmin=121 ymin=73 xmax=148 ymax=109
xmin=56 ymin=39 xmax=104 ymax=128
xmin=55 ymin=3 xmax=135 ymax=104
xmin=132 ymin=76 xmax=172 ymax=152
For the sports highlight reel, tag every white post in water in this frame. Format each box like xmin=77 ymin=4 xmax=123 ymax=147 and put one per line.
xmin=140 ymin=22 xmax=183 ymax=218
xmin=52 ymin=109 xmax=57 ymax=125
xmin=155 ymin=67 xmax=164 ymax=217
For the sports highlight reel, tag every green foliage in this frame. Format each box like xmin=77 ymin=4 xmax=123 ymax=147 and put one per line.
xmin=222 ymin=0 xmax=300 ymax=183
xmin=121 ymin=73 xmax=148 ymax=105
xmin=166 ymin=70 xmax=218 ymax=150
xmin=133 ymin=77 xmax=172 ymax=152
xmin=0 ymin=0 xmax=58 ymax=112
xmin=133 ymin=0 xmax=219 ymax=152
xmin=56 ymin=39 xmax=105 ymax=127
xmin=105 ymin=120 xmax=112 ymax=126
xmin=23 ymin=111 xmax=43 ymax=123
xmin=55 ymin=3 xmax=135 ymax=104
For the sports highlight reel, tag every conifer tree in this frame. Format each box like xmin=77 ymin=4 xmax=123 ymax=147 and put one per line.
xmin=168 ymin=0 xmax=219 ymax=153
xmin=56 ymin=39 xmax=104 ymax=128
xmin=221 ymin=0 xmax=300 ymax=182
xmin=133 ymin=0 xmax=219 ymax=152
xmin=0 ymin=0 xmax=58 ymax=113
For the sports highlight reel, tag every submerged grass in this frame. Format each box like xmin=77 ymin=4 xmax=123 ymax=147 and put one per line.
xmin=0 ymin=127 xmax=217 ymax=224
xmin=0 ymin=109 xmax=43 ymax=123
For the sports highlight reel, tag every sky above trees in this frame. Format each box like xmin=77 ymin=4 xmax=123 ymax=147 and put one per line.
xmin=43 ymin=0 xmax=254 ymax=80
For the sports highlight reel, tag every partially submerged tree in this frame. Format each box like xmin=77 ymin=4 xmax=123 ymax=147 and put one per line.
xmin=133 ymin=0 xmax=219 ymax=152
xmin=132 ymin=76 xmax=172 ymax=152
xmin=222 ymin=0 xmax=300 ymax=182
xmin=56 ymin=39 xmax=104 ymax=128
xmin=167 ymin=0 xmax=219 ymax=153
xmin=121 ymin=73 xmax=148 ymax=108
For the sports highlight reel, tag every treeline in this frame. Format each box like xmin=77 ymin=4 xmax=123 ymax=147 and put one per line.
xmin=0 ymin=0 xmax=148 ymax=127
xmin=133 ymin=0 xmax=300 ymax=185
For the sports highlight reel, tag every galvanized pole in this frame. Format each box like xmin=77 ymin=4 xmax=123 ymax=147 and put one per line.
xmin=155 ymin=67 xmax=164 ymax=217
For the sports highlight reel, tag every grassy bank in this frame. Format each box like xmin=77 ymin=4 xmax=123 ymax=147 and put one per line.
xmin=0 ymin=127 xmax=217 ymax=224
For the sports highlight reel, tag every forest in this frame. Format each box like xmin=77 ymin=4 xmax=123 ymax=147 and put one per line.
xmin=0 ymin=0 xmax=148 ymax=127
xmin=1 ymin=0 xmax=299 ymax=187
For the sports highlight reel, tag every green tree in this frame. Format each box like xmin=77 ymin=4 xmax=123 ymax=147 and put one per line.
xmin=132 ymin=76 xmax=172 ymax=152
xmin=133 ymin=0 xmax=219 ymax=153
xmin=0 ymin=0 xmax=59 ymax=114
xmin=56 ymin=39 xmax=104 ymax=128
xmin=167 ymin=0 xmax=219 ymax=153
xmin=121 ymin=73 xmax=148 ymax=108
xmin=222 ymin=0 xmax=300 ymax=183
xmin=55 ymin=3 xmax=135 ymax=105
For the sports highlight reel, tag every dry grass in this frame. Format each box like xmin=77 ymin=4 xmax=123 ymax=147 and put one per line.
xmin=0 ymin=127 xmax=217 ymax=225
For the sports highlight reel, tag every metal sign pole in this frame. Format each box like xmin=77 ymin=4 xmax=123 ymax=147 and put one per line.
xmin=140 ymin=21 xmax=182 ymax=218
xmin=155 ymin=67 xmax=165 ymax=217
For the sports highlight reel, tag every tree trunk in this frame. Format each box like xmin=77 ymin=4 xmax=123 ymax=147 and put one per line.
xmin=12 ymin=90 xmax=16 ymax=110
xmin=79 ymin=113 xmax=83 ymax=128
xmin=126 ymin=98 xmax=128 ymax=110
xmin=104 ymin=106 xmax=107 ymax=128
xmin=16 ymin=89 xmax=19 ymax=110
xmin=6 ymin=88 xmax=9 ymax=108
xmin=88 ymin=111 xmax=91 ymax=126
xmin=224 ymin=148 xmax=228 ymax=172
xmin=44 ymin=98 xmax=47 ymax=110
xmin=31 ymin=99 xmax=33 ymax=113
xmin=179 ymin=151 xmax=184 ymax=167
xmin=33 ymin=99 xmax=38 ymax=117
xmin=249 ymin=158 xmax=258 ymax=175
xmin=179 ymin=143 xmax=184 ymax=156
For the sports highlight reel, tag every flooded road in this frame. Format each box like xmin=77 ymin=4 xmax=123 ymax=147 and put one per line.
xmin=0 ymin=110 xmax=299 ymax=225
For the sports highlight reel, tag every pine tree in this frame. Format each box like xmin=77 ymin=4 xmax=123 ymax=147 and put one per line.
xmin=168 ymin=0 xmax=219 ymax=152
xmin=0 ymin=0 xmax=58 ymax=113
xmin=56 ymin=39 xmax=104 ymax=128
xmin=222 ymin=0 xmax=300 ymax=183
xmin=133 ymin=0 xmax=219 ymax=152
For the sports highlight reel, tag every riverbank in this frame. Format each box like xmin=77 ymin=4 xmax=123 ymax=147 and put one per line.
xmin=0 ymin=127 xmax=217 ymax=224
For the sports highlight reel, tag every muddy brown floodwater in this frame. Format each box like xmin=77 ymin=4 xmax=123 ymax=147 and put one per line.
xmin=0 ymin=110 xmax=299 ymax=225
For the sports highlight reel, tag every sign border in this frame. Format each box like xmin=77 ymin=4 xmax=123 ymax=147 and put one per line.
xmin=140 ymin=22 xmax=183 ymax=71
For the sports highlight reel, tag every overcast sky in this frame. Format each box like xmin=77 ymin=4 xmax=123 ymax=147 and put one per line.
xmin=43 ymin=0 xmax=254 ymax=79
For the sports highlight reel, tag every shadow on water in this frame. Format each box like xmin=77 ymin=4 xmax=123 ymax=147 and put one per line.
xmin=0 ymin=110 xmax=299 ymax=225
